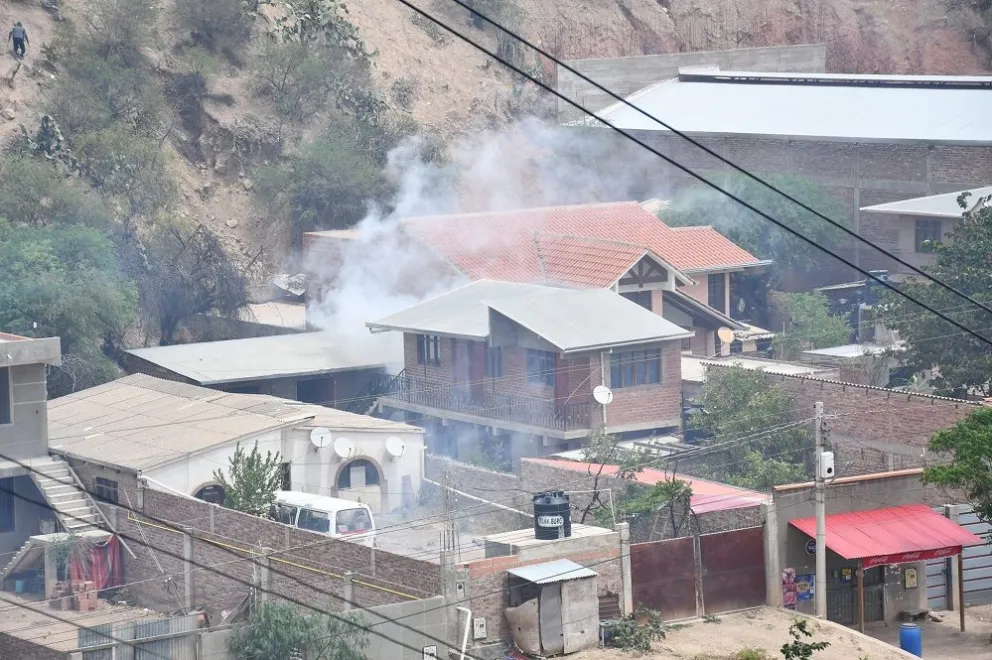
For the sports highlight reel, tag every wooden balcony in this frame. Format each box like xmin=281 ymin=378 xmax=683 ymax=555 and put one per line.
xmin=372 ymin=372 xmax=593 ymax=432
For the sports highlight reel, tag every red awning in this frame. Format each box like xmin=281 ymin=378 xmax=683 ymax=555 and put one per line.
xmin=790 ymin=503 xmax=983 ymax=568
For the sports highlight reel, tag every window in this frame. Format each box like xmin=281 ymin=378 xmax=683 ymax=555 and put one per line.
xmin=620 ymin=290 xmax=652 ymax=310
xmin=485 ymin=346 xmax=503 ymax=378
xmin=416 ymin=334 xmax=442 ymax=366
xmin=336 ymin=508 xmax=372 ymax=534
xmin=0 ymin=367 xmax=10 ymax=425
xmin=194 ymin=484 xmax=226 ymax=505
xmin=298 ymin=508 xmax=331 ymax=534
xmin=0 ymin=478 xmax=12 ymax=533
xmin=610 ymin=349 xmax=662 ymax=388
xmin=280 ymin=463 xmax=292 ymax=491
xmin=680 ymin=335 xmax=692 ymax=351
xmin=337 ymin=459 xmax=381 ymax=489
xmin=707 ymin=275 xmax=727 ymax=314
xmin=526 ymin=349 xmax=555 ymax=388
xmin=94 ymin=478 xmax=119 ymax=504
xmin=273 ymin=504 xmax=298 ymax=526
xmin=915 ymin=219 xmax=942 ymax=253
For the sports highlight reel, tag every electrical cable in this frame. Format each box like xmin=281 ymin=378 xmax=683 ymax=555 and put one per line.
xmin=438 ymin=0 xmax=992 ymax=321
xmin=379 ymin=0 xmax=992 ymax=350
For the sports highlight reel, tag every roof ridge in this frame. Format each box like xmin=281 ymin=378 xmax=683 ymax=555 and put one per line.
xmin=533 ymin=230 xmax=650 ymax=252
xmin=398 ymin=200 xmax=644 ymax=224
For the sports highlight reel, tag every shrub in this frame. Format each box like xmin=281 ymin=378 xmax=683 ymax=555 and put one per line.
xmin=254 ymin=41 xmax=341 ymax=123
xmin=0 ymin=156 xmax=114 ymax=229
xmin=176 ymin=0 xmax=253 ymax=54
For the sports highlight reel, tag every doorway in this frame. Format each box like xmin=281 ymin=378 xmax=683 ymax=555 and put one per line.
xmin=826 ymin=565 xmax=884 ymax=626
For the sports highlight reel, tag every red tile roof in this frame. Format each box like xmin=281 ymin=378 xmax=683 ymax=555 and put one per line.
xmin=399 ymin=202 xmax=762 ymax=286
xmin=523 ymin=458 xmax=768 ymax=514
xmin=790 ymin=504 xmax=983 ymax=567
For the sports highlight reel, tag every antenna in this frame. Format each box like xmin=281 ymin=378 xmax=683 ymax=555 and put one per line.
xmin=309 ymin=427 xmax=332 ymax=450
xmin=332 ymin=436 xmax=355 ymax=460
xmin=385 ymin=436 xmax=405 ymax=460
xmin=592 ymin=385 xmax=614 ymax=405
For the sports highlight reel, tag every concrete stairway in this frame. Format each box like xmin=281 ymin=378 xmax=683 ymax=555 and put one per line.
xmin=29 ymin=457 xmax=103 ymax=535
xmin=0 ymin=538 xmax=42 ymax=583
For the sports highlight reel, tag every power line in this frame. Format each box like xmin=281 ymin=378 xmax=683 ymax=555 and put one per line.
xmin=441 ymin=0 xmax=992 ymax=322
xmin=382 ymin=0 xmax=992 ymax=350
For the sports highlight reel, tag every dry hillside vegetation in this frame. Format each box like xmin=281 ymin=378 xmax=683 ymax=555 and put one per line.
xmin=0 ymin=0 xmax=988 ymax=270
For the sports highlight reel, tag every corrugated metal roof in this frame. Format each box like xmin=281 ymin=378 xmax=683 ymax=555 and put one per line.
xmin=591 ymin=74 xmax=992 ymax=144
xmin=789 ymin=504 xmax=983 ymax=561
xmin=48 ymin=374 xmax=420 ymax=471
xmin=367 ymin=280 xmax=691 ymax=352
xmin=506 ymin=559 xmax=598 ymax=584
xmin=860 ymin=186 xmax=992 ymax=218
xmin=126 ymin=332 xmax=383 ymax=385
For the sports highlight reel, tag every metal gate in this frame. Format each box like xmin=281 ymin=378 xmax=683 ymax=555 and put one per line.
xmin=79 ymin=613 xmax=199 ymax=659
xmin=826 ymin=567 xmax=884 ymax=626
xmin=927 ymin=506 xmax=992 ymax=609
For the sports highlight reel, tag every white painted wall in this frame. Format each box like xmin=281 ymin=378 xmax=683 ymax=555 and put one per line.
xmin=144 ymin=427 xmax=425 ymax=515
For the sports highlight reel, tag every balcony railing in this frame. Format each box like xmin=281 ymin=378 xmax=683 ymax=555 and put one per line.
xmin=373 ymin=372 xmax=593 ymax=432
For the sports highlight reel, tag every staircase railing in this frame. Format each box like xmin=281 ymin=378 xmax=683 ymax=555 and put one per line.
xmin=61 ymin=461 xmax=136 ymax=559
xmin=339 ymin=369 xmax=407 ymax=415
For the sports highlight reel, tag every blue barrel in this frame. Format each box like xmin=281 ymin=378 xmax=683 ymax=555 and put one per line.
xmin=899 ymin=622 xmax=922 ymax=657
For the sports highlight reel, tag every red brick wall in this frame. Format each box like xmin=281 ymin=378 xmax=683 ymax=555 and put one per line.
xmin=111 ymin=487 xmax=441 ymax=622
xmin=600 ymin=344 xmax=683 ymax=431
xmin=0 ymin=632 xmax=66 ymax=660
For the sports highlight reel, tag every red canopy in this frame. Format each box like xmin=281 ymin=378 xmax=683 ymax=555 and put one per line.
xmin=790 ymin=503 xmax=983 ymax=568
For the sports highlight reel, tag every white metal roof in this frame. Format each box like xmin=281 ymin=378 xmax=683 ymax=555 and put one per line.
xmin=48 ymin=374 xmax=420 ymax=472
xmin=681 ymin=355 xmax=831 ymax=383
xmin=802 ymin=342 xmax=906 ymax=359
xmin=590 ymin=72 xmax=992 ymax=144
xmin=367 ymin=280 xmax=691 ymax=354
xmin=126 ymin=331 xmax=383 ymax=385
xmin=860 ymin=186 xmax=992 ymax=218
xmin=507 ymin=559 xmax=598 ymax=584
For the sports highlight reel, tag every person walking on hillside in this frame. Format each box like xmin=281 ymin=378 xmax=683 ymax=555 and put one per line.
xmin=8 ymin=21 xmax=28 ymax=59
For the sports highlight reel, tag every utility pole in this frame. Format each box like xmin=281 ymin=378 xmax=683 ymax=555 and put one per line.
xmin=814 ymin=401 xmax=827 ymax=618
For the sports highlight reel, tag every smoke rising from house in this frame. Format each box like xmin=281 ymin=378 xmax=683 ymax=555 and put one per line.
xmin=305 ymin=118 xmax=668 ymax=368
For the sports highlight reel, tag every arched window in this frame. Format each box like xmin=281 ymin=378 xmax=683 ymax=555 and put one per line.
xmin=194 ymin=484 xmax=226 ymax=505
xmin=337 ymin=459 xmax=380 ymax=489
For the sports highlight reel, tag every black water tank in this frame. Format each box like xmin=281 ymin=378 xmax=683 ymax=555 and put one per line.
xmin=533 ymin=491 xmax=571 ymax=540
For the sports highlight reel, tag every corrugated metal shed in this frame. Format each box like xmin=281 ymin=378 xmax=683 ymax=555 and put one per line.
xmin=507 ymin=559 xmax=598 ymax=584
xmin=368 ymin=279 xmax=691 ymax=352
xmin=860 ymin=186 xmax=992 ymax=218
xmin=790 ymin=504 xmax=983 ymax=562
xmin=126 ymin=331 xmax=383 ymax=385
xmin=591 ymin=71 xmax=992 ymax=144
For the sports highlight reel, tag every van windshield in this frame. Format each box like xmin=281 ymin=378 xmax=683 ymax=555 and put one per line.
xmin=336 ymin=508 xmax=372 ymax=534
xmin=298 ymin=508 xmax=331 ymax=534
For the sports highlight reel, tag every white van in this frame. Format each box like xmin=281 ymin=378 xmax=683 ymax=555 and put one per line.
xmin=271 ymin=490 xmax=376 ymax=548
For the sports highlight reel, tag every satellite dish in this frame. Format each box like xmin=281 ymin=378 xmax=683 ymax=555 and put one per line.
xmin=717 ymin=326 xmax=736 ymax=344
xmin=593 ymin=385 xmax=614 ymax=405
xmin=310 ymin=427 xmax=332 ymax=449
xmin=385 ymin=436 xmax=405 ymax=459
xmin=333 ymin=436 xmax=355 ymax=460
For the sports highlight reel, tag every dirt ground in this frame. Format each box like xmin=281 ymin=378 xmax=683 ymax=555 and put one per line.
xmin=569 ymin=606 xmax=992 ymax=660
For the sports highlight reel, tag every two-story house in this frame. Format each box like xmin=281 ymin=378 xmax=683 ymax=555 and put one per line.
xmin=305 ymin=201 xmax=771 ymax=356
xmin=365 ymin=280 xmax=693 ymax=463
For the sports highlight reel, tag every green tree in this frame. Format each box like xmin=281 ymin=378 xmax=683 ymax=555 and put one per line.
xmin=228 ymin=602 xmax=369 ymax=660
xmin=772 ymin=292 xmax=852 ymax=360
xmin=213 ymin=441 xmax=283 ymax=516
xmin=923 ymin=407 xmax=992 ymax=539
xmin=0 ymin=156 xmax=113 ymax=230
xmin=665 ymin=173 xmax=846 ymax=277
xmin=689 ymin=365 xmax=811 ymax=490
xmin=878 ymin=192 xmax=992 ymax=397
xmin=0 ymin=223 xmax=137 ymax=396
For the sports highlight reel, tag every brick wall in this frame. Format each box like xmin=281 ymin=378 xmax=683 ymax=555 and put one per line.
xmin=599 ymin=346 xmax=683 ymax=431
xmin=463 ymin=546 xmax=623 ymax=645
xmin=105 ymin=485 xmax=441 ymax=622
xmin=0 ymin=632 xmax=66 ymax=660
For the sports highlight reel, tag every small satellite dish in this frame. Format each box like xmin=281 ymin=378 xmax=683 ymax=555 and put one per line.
xmin=333 ymin=436 xmax=355 ymax=460
xmin=593 ymin=385 xmax=614 ymax=405
xmin=717 ymin=326 xmax=736 ymax=344
xmin=310 ymin=427 xmax=332 ymax=449
xmin=385 ymin=436 xmax=405 ymax=459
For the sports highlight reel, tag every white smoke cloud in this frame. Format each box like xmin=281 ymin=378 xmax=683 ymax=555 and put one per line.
xmin=304 ymin=117 xmax=669 ymax=369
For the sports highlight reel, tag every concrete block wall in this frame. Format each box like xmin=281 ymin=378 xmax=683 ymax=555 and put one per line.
xmin=557 ymin=44 xmax=827 ymax=119
xmin=0 ymin=362 xmax=51 ymax=460
xmin=362 ymin=596 xmax=449 ymax=660
xmin=0 ymin=632 xmax=66 ymax=660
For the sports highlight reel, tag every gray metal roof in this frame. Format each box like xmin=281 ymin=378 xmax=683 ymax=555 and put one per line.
xmin=126 ymin=331 xmax=383 ymax=385
xmin=590 ymin=72 xmax=992 ymax=144
xmin=367 ymin=280 xmax=691 ymax=353
xmin=47 ymin=374 xmax=420 ymax=472
xmin=506 ymin=559 xmax=598 ymax=584
xmin=860 ymin=186 xmax=992 ymax=218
